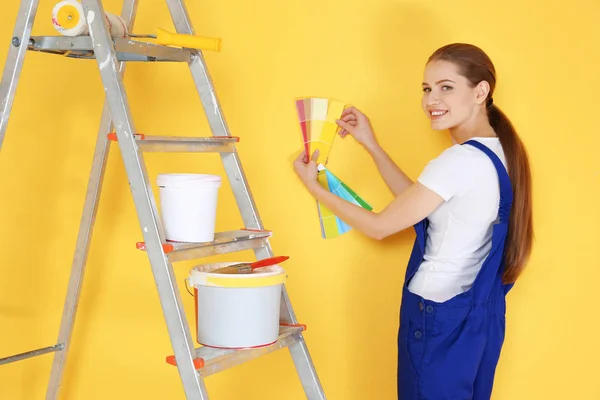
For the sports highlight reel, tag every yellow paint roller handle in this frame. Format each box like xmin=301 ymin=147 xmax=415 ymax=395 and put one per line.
xmin=155 ymin=28 xmax=221 ymax=52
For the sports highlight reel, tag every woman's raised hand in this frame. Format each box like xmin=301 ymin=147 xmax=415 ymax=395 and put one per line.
xmin=336 ymin=106 xmax=379 ymax=151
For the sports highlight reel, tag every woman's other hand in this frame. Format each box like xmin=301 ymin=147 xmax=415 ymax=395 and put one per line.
xmin=293 ymin=149 xmax=320 ymax=195
xmin=336 ymin=106 xmax=380 ymax=152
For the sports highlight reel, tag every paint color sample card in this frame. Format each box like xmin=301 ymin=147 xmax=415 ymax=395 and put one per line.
xmin=295 ymin=97 xmax=372 ymax=239
xmin=295 ymin=97 xmax=346 ymax=164
xmin=325 ymin=169 xmax=373 ymax=212
xmin=315 ymin=166 xmax=372 ymax=239
xmin=317 ymin=170 xmax=344 ymax=238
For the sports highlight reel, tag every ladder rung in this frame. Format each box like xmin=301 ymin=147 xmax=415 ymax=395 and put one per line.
xmin=28 ymin=36 xmax=191 ymax=62
xmin=165 ymin=325 xmax=306 ymax=377
xmin=0 ymin=344 xmax=64 ymax=366
xmin=107 ymin=133 xmax=239 ymax=153
xmin=136 ymin=229 xmax=272 ymax=262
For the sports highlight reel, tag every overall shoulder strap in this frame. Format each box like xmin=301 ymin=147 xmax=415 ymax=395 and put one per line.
xmin=462 ymin=139 xmax=514 ymax=223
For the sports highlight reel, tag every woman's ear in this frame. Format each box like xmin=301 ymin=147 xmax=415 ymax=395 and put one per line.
xmin=475 ymin=80 xmax=491 ymax=105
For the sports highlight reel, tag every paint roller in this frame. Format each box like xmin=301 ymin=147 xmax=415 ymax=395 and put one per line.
xmin=51 ymin=0 xmax=221 ymax=52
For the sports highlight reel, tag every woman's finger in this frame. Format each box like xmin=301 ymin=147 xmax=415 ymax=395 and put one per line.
xmin=310 ymin=149 xmax=320 ymax=163
xmin=341 ymin=114 xmax=357 ymax=122
xmin=341 ymin=105 xmax=363 ymax=119
xmin=341 ymin=106 xmax=357 ymax=116
xmin=336 ymin=118 xmax=353 ymax=132
xmin=294 ymin=150 xmax=308 ymax=164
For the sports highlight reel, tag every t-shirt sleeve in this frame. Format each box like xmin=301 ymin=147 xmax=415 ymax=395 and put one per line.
xmin=417 ymin=145 xmax=474 ymax=201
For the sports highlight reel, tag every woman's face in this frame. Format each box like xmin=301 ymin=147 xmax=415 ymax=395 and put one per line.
xmin=421 ymin=60 xmax=486 ymax=131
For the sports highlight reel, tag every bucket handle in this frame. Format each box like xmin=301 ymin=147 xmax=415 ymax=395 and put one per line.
xmin=183 ymin=278 xmax=194 ymax=297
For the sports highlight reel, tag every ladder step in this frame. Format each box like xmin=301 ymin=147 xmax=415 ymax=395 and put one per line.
xmin=136 ymin=229 xmax=272 ymax=262
xmin=165 ymin=325 xmax=306 ymax=377
xmin=28 ymin=36 xmax=191 ymax=62
xmin=0 ymin=344 xmax=64 ymax=366
xmin=107 ymin=133 xmax=239 ymax=153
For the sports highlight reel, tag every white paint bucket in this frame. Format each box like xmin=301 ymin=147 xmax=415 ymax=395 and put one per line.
xmin=187 ymin=262 xmax=286 ymax=349
xmin=157 ymin=174 xmax=221 ymax=242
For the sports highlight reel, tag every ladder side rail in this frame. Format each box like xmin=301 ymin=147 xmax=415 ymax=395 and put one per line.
xmin=0 ymin=0 xmax=39 ymax=150
xmin=80 ymin=1 xmax=206 ymax=399
xmin=163 ymin=1 xmax=326 ymax=398
xmin=45 ymin=1 xmax=141 ymax=398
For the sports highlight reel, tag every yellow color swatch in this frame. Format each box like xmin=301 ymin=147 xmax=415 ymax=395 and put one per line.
xmin=309 ymin=120 xmax=338 ymax=164
xmin=316 ymin=170 xmax=340 ymax=238
xmin=326 ymin=99 xmax=345 ymax=123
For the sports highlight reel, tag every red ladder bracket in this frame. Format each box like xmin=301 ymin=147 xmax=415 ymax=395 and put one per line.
xmin=136 ymin=242 xmax=174 ymax=253
xmin=241 ymin=227 xmax=271 ymax=233
xmin=165 ymin=355 xmax=204 ymax=370
xmin=107 ymin=132 xmax=146 ymax=141
xmin=280 ymin=323 xmax=307 ymax=332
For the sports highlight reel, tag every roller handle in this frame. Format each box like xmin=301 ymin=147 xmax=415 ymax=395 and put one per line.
xmin=155 ymin=28 xmax=222 ymax=52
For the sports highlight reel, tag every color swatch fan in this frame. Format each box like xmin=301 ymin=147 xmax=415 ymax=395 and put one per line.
xmin=295 ymin=97 xmax=373 ymax=238
xmin=295 ymin=97 xmax=345 ymax=165
xmin=316 ymin=165 xmax=373 ymax=238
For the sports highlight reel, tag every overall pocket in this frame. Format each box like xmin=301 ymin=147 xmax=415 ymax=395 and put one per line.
xmin=398 ymin=315 xmax=420 ymax=379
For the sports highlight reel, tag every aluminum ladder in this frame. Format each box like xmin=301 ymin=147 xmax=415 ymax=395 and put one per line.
xmin=0 ymin=0 xmax=325 ymax=399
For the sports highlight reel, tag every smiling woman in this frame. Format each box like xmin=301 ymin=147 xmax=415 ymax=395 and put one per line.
xmin=293 ymin=42 xmax=533 ymax=399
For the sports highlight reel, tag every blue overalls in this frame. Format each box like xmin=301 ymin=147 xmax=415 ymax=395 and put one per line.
xmin=397 ymin=140 xmax=514 ymax=399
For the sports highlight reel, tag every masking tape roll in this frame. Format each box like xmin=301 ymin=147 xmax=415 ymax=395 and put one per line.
xmin=52 ymin=0 xmax=128 ymax=38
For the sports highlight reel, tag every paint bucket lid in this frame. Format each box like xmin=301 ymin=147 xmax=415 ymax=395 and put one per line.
xmin=157 ymin=173 xmax=221 ymax=189
xmin=188 ymin=262 xmax=286 ymax=288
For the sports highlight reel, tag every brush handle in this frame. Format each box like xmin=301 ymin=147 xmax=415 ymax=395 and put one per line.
xmin=155 ymin=28 xmax=222 ymax=52
xmin=250 ymin=256 xmax=290 ymax=269
xmin=212 ymin=256 xmax=289 ymax=274
xmin=212 ymin=265 xmax=252 ymax=274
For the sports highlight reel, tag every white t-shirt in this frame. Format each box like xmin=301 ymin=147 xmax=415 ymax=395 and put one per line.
xmin=407 ymin=137 xmax=507 ymax=303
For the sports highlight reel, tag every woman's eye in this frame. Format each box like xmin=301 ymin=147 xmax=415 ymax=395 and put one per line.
xmin=442 ymin=85 xmax=453 ymax=91
xmin=422 ymin=87 xmax=431 ymax=92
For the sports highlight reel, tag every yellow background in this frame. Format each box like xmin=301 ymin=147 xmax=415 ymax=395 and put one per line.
xmin=1 ymin=0 xmax=599 ymax=399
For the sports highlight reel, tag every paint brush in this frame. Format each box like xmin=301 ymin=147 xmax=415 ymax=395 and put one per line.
xmin=212 ymin=256 xmax=289 ymax=274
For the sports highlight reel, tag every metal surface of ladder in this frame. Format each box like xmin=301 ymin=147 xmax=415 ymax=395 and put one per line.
xmin=0 ymin=0 xmax=325 ymax=399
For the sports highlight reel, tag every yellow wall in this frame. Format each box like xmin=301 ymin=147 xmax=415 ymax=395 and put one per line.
xmin=1 ymin=0 xmax=599 ymax=399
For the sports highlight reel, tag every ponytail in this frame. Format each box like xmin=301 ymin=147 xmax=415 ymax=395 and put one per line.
xmin=427 ymin=42 xmax=534 ymax=283
xmin=488 ymin=104 xmax=534 ymax=284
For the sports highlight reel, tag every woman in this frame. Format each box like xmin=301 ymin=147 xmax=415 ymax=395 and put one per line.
xmin=293 ymin=43 xmax=533 ymax=399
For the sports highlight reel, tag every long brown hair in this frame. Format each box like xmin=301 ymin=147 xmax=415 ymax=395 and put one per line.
xmin=428 ymin=43 xmax=533 ymax=284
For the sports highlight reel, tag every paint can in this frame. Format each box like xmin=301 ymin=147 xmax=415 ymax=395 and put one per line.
xmin=187 ymin=262 xmax=286 ymax=349
xmin=157 ymin=174 xmax=221 ymax=242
